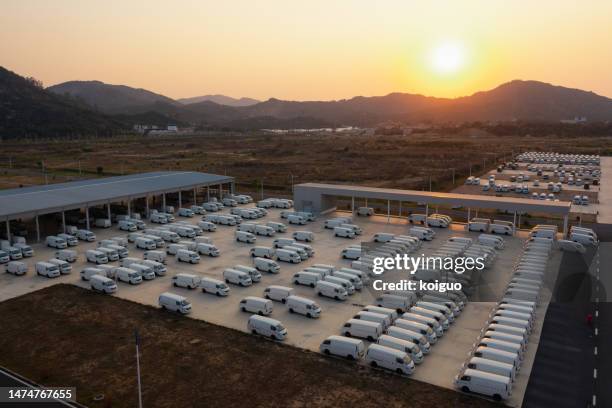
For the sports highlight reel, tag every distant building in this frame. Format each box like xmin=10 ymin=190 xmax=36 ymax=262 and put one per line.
xmin=167 ymin=124 xmax=178 ymax=132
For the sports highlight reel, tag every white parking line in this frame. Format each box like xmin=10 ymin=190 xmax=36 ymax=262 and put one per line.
xmin=593 ymin=394 xmax=597 ymax=406
xmin=594 ymin=368 xmax=598 ymax=379
xmin=594 ymin=346 xmax=598 ymax=356
xmin=595 ymin=327 xmax=599 ymax=336
xmin=595 ymin=310 xmax=599 ymax=318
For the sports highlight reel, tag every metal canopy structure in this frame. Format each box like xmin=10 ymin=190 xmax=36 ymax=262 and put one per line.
xmin=294 ymin=183 xmax=572 ymax=215
xmin=0 ymin=171 xmax=234 ymax=221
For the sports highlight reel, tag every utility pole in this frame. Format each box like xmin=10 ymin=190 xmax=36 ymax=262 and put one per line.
xmin=290 ymin=174 xmax=294 ymax=194
xmin=260 ymin=179 xmax=264 ymax=201
xmin=429 ymin=176 xmax=432 ymax=192
xmin=451 ymin=168 xmax=455 ymax=185
xmin=134 ymin=330 xmax=143 ymax=408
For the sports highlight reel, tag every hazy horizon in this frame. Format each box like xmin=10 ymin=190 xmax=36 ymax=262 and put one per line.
xmin=3 ymin=0 xmax=612 ymax=100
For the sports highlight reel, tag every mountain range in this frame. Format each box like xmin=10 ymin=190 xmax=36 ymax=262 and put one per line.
xmin=3 ymin=64 xmax=612 ymax=138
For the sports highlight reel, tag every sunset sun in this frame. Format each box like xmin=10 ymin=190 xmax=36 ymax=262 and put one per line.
xmin=429 ymin=41 xmax=467 ymax=75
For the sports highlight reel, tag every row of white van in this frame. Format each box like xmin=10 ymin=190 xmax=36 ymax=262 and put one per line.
xmin=407 ymin=213 xmax=452 ymax=228
xmin=455 ymin=237 xmax=549 ymax=401
xmin=256 ymin=198 xmax=293 ymax=209
xmin=6 ymin=257 xmax=72 ymax=277
xmin=1 ymin=238 xmax=34 ymax=260
xmin=468 ymin=218 xmax=514 ymax=235
xmin=46 ymin=229 xmax=96 ymax=249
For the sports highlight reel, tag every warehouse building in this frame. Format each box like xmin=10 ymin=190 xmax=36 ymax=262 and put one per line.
xmin=0 ymin=171 xmax=234 ymax=241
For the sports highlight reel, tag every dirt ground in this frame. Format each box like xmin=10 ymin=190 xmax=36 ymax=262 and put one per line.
xmin=0 ymin=284 xmax=498 ymax=408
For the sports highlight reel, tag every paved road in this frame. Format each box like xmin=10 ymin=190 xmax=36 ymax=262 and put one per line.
xmin=0 ymin=368 xmax=82 ymax=408
xmin=523 ymin=224 xmax=611 ymax=408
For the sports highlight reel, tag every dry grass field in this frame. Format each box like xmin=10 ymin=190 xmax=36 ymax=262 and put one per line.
xmin=0 ymin=131 xmax=608 ymax=192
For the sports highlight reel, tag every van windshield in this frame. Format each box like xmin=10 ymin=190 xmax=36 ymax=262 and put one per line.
xmin=180 ymin=300 xmax=190 ymax=306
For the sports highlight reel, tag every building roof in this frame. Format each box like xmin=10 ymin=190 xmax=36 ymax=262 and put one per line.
xmin=294 ymin=183 xmax=572 ymax=215
xmin=0 ymin=171 xmax=234 ymax=220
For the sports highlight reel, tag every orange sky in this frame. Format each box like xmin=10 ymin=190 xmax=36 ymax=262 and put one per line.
xmin=2 ymin=0 xmax=611 ymax=101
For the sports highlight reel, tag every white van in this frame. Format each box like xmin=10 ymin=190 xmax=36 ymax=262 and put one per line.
xmin=478 ymin=235 xmax=504 ymax=249
xmin=118 ymin=220 xmax=137 ymax=231
xmin=570 ymin=232 xmax=597 ymax=246
xmin=490 ymin=223 xmax=513 ymax=235
xmin=115 ymin=267 xmax=143 ymax=285
xmin=410 ymin=306 xmax=449 ymax=330
xmin=166 ymin=243 xmax=187 ymax=255
xmin=136 ymin=237 xmax=157 ymax=250
xmin=357 ymin=207 xmax=374 ymax=216
xmin=254 ymin=225 xmax=275 ymax=237
xmin=240 ymin=296 xmax=273 ymax=315
xmin=334 ymin=227 xmax=356 ymax=238
xmin=341 ymin=319 xmax=382 ymax=341
xmin=339 ymin=267 xmax=369 ymax=283
xmin=286 ymin=295 xmax=321 ymax=318
xmin=250 ymin=246 xmax=275 ymax=259
xmin=196 ymin=243 xmax=220 ymax=257
xmin=487 ymin=323 xmax=528 ymax=341
xmin=292 ymin=231 xmax=314 ymax=242
xmin=54 ymin=249 xmax=77 ymax=263
xmin=74 ymin=229 xmax=95 ymax=242
xmin=47 ymin=258 xmax=71 ymax=274
xmin=324 ymin=275 xmax=355 ymax=294
xmin=266 ymin=221 xmax=287 ymax=233
xmin=479 ymin=337 xmax=525 ymax=358
xmin=400 ymin=313 xmax=443 ymax=338
xmin=276 ymin=248 xmax=301 ymax=263
xmin=468 ymin=218 xmax=491 ymax=233
xmin=283 ymin=245 xmax=308 ymax=260
xmin=320 ymin=335 xmax=364 ymax=360
xmin=144 ymin=250 xmax=166 ymax=264
xmin=353 ymin=311 xmax=391 ymax=329
xmin=287 ymin=214 xmax=307 ymax=225
xmin=198 ymin=221 xmax=216 ymax=232
xmin=57 ymin=233 xmax=78 ymax=246
xmin=377 ymin=335 xmax=424 ymax=364
xmin=177 ymin=208 xmax=194 ymax=217
xmin=86 ymin=250 xmax=108 ymax=265
xmin=6 ymin=261 xmax=27 ymax=276
xmin=94 ymin=218 xmax=111 ymax=228
xmin=529 ymin=229 xmax=556 ymax=240
xmin=96 ymin=247 xmax=119 ymax=262
xmin=373 ymin=233 xmax=395 ymax=243
xmin=341 ymin=246 xmax=361 ymax=260
xmin=46 ymin=236 xmax=68 ymax=249
xmin=386 ymin=326 xmax=431 ymax=354
xmin=200 ymin=277 xmax=230 ymax=296
xmin=332 ymin=271 xmax=363 ymax=290
xmin=236 ymin=231 xmax=256 ymax=244
xmin=393 ymin=319 xmax=437 ymax=344
xmin=365 ymin=344 xmax=414 ymax=375
xmin=376 ymin=294 xmax=412 ymax=313
xmin=176 ymin=249 xmax=200 ymax=264
xmin=362 ymin=305 xmax=398 ymax=321
xmin=263 ymin=285 xmax=294 ymax=303
xmin=483 ymin=330 xmax=526 ymax=352
xmin=248 ymin=315 xmax=287 ymax=341
xmin=159 ymin=292 xmax=191 ymax=314
xmin=273 ymin=238 xmax=295 ymax=248
xmin=172 ymin=273 xmax=200 ymax=289
xmin=409 ymin=227 xmax=434 ymax=241
xmin=233 ymin=265 xmax=262 ymax=282
xmin=416 ymin=301 xmax=454 ymax=322
xmin=90 ymin=275 xmax=117 ymax=294
xmin=315 ymin=281 xmax=348 ymax=300
xmin=254 ymin=257 xmax=280 ymax=273
xmin=467 ymin=357 xmax=516 ymax=381
xmin=455 ymin=368 xmax=511 ymax=401
xmin=223 ymin=268 xmax=252 ymax=286
xmin=473 ymin=346 xmax=521 ymax=368
xmin=557 ymin=239 xmax=586 ymax=253
xmin=292 ymin=271 xmax=320 ymax=287
xmin=80 ymin=267 xmax=104 ymax=281
xmin=35 ymin=261 xmax=60 ymax=278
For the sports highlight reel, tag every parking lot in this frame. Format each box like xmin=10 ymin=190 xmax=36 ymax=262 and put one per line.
xmin=0 ymin=202 xmax=565 ymax=406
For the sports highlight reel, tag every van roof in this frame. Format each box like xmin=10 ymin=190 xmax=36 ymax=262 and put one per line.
xmin=367 ymin=343 xmax=406 ymax=357
xmin=249 ymin=315 xmax=281 ymax=325
xmin=160 ymin=292 xmax=186 ymax=301
xmin=462 ymin=368 xmax=511 ymax=384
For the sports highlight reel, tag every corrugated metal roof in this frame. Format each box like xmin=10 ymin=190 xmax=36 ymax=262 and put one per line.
xmin=0 ymin=172 xmax=233 ymax=219
xmin=294 ymin=183 xmax=572 ymax=215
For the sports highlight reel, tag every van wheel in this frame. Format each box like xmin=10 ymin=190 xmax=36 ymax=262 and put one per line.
xmin=346 ymin=354 xmax=354 ymax=360
xmin=258 ymin=311 xmax=263 ymax=316
xmin=252 ymin=329 xmax=257 ymax=335
xmin=367 ymin=336 xmax=374 ymax=342
xmin=344 ymin=332 xmax=351 ymax=337
xmin=173 ymin=282 xmax=178 ymax=287
xmin=324 ymin=349 xmax=330 ymax=355
xmin=334 ymin=296 xmax=339 ymax=300
xmin=370 ymin=361 xmax=378 ymax=368
xmin=265 ymin=295 xmax=270 ymax=300
xmin=307 ymin=313 xmax=312 ymax=318
xmin=396 ymin=368 xmax=403 ymax=375
xmin=281 ymin=298 xmax=286 ymax=304
xmin=310 ymin=283 xmax=315 ymax=288
xmin=461 ymin=386 xmax=469 ymax=393
xmin=271 ymin=334 xmax=277 ymax=340
xmin=293 ymin=280 xmax=299 ymax=285
xmin=289 ymin=308 xmax=294 ymax=313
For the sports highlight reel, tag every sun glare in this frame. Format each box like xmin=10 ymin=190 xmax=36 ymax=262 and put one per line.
xmin=429 ymin=41 xmax=466 ymax=75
